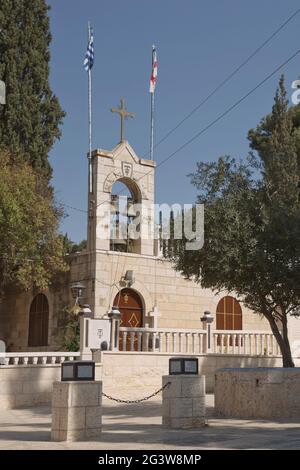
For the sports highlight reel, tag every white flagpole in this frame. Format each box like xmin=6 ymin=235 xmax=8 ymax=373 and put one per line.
xmin=88 ymin=22 xmax=93 ymax=193
xmin=150 ymin=90 xmax=155 ymax=161
xmin=150 ymin=45 xmax=155 ymax=161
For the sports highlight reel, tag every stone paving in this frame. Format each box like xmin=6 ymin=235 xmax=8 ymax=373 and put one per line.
xmin=0 ymin=395 xmax=299 ymax=450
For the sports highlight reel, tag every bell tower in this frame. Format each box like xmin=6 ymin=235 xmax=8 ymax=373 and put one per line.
xmin=87 ymin=141 xmax=156 ymax=256
xmin=84 ymin=99 xmax=157 ymax=318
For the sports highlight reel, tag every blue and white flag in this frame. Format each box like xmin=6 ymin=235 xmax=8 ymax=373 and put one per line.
xmin=83 ymin=29 xmax=94 ymax=72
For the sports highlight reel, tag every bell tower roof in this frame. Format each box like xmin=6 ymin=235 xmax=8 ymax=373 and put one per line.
xmin=90 ymin=140 xmax=156 ymax=168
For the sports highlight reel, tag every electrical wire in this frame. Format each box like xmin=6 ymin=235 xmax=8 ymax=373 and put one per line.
xmin=141 ymin=8 xmax=300 ymax=158
xmin=63 ymin=46 xmax=300 ymax=216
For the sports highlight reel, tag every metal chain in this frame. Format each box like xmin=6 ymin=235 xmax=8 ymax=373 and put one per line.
xmin=102 ymin=381 xmax=171 ymax=404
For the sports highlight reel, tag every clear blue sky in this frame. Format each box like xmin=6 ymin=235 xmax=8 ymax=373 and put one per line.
xmin=48 ymin=0 xmax=300 ymax=242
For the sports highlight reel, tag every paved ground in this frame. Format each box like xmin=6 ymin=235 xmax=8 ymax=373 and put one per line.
xmin=0 ymin=395 xmax=299 ymax=450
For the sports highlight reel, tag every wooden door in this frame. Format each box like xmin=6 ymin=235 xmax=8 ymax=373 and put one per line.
xmin=113 ymin=288 xmax=143 ymax=351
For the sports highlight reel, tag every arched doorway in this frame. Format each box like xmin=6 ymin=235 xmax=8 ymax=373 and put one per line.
xmin=113 ymin=288 xmax=143 ymax=350
xmin=28 ymin=294 xmax=49 ymax=347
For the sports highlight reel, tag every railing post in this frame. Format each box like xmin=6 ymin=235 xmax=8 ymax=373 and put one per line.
xmin=122 ymin=331 xmax=127 ymax=351
xmin=166 ymin=333 xmax=170 ymax=353
xmin=137 ymin=332 xmax=142 ymax=351
xmin=152 ymin=332 xmax=157 ymax=352
xmin=172 ymin=332 xmax=177 ymax=353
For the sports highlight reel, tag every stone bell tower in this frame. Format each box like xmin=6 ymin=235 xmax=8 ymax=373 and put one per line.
xmin=87 ymin=98 xmax=156 ymax=258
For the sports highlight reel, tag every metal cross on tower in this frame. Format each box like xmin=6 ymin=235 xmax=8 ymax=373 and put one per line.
xmin=111 ymin=98 xmax=135 ymax=142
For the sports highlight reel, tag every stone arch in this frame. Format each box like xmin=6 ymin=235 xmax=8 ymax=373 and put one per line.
xmin=110 ymin=280 xmax=153 ymax=320
xmin=28 ymin=293 xmax=49 ymax=347
xmin=103 ymin=172 xmax=148 ymax=200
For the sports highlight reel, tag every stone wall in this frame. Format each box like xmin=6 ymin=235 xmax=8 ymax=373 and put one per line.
xmin=0 ymin=364 xmax=102 ymax=410
xmin=98 ymin=351 xmax=286 ymax=398
xmin=1 ymin=353 xmax=292 ymax=410
xmin=93 ymin=250 xmax=271 ymax=332
xmin=215 ymin=368 xmax=300 ymax=419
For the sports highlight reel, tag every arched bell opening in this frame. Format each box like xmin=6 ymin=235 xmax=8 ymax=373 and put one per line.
xmin=110 ymin=178 xmax=141 ymax=254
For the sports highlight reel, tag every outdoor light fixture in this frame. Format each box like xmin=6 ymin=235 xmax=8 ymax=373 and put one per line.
xmin=61 ymin=360 xmax=95 ymax=382
xmin=70 ymin=281 xmax=86 ymax=304
xmin=169 ymin=357 xmax=198 ymax=375
xmin=107 ymin=306 xmax=121 ymax=351
xmin=200 ymin=310 xmax=214 ymax=351
xmin=107 ymin=306 xmax=121 ymax=319
xmin=200 ymin=310 xmax=214 ymax=324
xmin=123 ymin=270 xmax=134 ymax=287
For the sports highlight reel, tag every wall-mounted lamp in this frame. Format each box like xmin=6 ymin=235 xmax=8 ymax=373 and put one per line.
xmin=70 ymin=281 xmax=86 ymax=305
xmin=122 ymin=270 xmax=134 ymax=287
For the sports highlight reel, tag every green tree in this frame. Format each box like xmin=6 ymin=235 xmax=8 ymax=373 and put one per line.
xmin=168 ymin=77 xmax=300 ymax=367
xmin=0 ymin=151 xmax=68 ymax=296
xmin=0 ymin=0 xmax=65 ymax=178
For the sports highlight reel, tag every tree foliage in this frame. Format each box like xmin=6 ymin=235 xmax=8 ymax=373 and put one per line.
xmin=0 ymin=0 xmax=65 ymax=178
xmin=168 ymin=77 xmax=300 ymax=367
xmin=0 ymin=151 xmax=68 ymax=296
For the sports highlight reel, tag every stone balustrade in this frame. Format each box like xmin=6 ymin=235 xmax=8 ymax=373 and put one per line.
xmin=0 ymin=352 xmax=80 ymax=366
xmin=213 ymin=330 xmax=280 ymax=356
xmin=119 ymin=327 xmax=281 ymax=356
xmin=119 ymin=327 xmax=207 ymax=354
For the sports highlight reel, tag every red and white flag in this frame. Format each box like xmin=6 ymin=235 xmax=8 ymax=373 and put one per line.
xmin=149 ymin=45 xmax=158 ymax=94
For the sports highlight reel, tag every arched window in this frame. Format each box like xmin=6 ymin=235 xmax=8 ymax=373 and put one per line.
xmin=110 ymin=179 xmax=140 ymax=253
xmin=216 ymin=296 xmax=242 ymax=330
xmin=28 ymin=294 xmax=49 ymax=347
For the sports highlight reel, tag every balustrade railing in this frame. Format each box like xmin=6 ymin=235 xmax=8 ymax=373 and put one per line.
xmin=213 ymin=330 xmax=280 ymax=356
xmin=0 ymin=330 xmax=282 ymax=363
xmin=119 ymin=327 xmax=281 ymax=356
xmin=0 ymin=351 xmax=80 ymax=366
xmin=119 ymin=327 xmax=207 ymax=354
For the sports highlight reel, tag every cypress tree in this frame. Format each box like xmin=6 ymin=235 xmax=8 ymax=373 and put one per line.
xmin=0 ymin=0 xmax=65 ymax=178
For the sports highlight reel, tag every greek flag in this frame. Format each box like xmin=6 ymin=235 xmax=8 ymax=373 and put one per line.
xmin=84 ymin=30 xmax=94 ymax=72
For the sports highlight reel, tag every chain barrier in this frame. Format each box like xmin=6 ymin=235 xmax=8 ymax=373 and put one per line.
xmin=102 ymin=381 xmax=171 ymax=404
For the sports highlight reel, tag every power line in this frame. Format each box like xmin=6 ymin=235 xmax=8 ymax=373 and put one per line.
xmin=63 ymin=10 xmax=300 ymax=216
xmin=63 ymin=204 xmax=87 ymax=214
xmin=141 ymin=7 xmax=300 ymax=158
xmin=64 ymin=46 xmax=300 ymax=216
xmin=155 ymin=47 xmax=300 ymax=170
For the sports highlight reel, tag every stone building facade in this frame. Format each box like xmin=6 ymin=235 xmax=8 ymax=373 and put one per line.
xmin=1 ymin=138 xmax=299 ymax=352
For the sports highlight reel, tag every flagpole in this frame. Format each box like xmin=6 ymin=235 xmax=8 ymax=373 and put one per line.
xmin=150 ymin=45 xmax=155 ymax=161
xmin=150 ymin=91 xmax=154 ymax=161
xmin=88 ymin=22 xmax=93 ymax=193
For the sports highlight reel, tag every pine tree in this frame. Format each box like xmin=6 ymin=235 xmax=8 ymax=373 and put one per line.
xmin=0 ymin=0 xmax=65 ymax=178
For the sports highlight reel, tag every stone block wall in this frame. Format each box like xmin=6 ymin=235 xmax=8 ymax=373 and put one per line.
xmin=0 ymin=364 xmax=102 ymax=409
xmin=215 ymin=368 xmax=300 ymax=419
xmin=98 ymin=351 xmax=286 ymax=399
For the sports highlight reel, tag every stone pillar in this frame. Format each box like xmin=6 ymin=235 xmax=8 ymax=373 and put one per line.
xmin=162 ymin=375 xmax=206 ymax=429
xmin=51 ymin=381 xmax=102 ymax=441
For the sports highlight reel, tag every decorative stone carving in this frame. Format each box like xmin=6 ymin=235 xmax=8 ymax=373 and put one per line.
xmin=122 ymin=162 xmax=133 ymax=178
